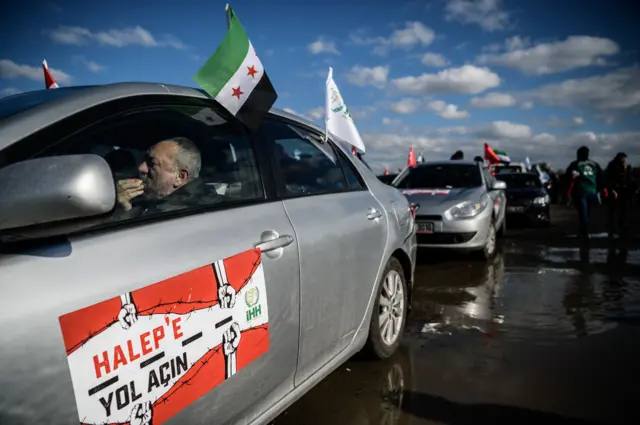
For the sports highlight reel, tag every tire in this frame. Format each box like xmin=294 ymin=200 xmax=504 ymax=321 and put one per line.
xmin=363 ymin=257 xmax=408 ymax=359
xmin=475 ymin=221 xmax=497 ymax=261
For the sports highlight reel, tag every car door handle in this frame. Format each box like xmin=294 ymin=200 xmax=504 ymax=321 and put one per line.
xmin=367 ymin=208 xmax=383 ymax=220
xmin=254 ymin=235 xmax=294 ymax=253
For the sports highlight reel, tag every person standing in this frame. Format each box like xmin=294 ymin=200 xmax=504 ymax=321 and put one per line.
xmin=605 ymin=152 xmax=636 ymax=239
xmin=450 ymin=150 xmax=464 ymax=160
xmin=564 ymin=146 xmax=604 ymax=241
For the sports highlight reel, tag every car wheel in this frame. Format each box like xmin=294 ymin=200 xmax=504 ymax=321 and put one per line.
xmin=364 ymin=257 xmax=408 ymax=359
xmin=477 ymin=222 xmax=497 ymax=261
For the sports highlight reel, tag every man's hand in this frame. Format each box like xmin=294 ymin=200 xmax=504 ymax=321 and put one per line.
xmin=571 ymin=170 xmax=580 ymax=179
xmin=117 ymin=179 xmax=144 ymax=211
xmin=612 ymin=190 xmax=618 ymax=200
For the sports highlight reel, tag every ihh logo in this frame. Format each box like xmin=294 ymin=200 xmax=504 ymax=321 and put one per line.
xmin=246 ymin=305 xmax=262 ymax=321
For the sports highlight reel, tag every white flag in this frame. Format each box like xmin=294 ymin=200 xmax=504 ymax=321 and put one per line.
xmin=325 ymin=67 xmax=366 ymax=153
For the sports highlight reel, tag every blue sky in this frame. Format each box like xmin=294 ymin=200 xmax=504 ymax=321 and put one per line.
xmin=2 ymin=0 xmax=639 ymax=171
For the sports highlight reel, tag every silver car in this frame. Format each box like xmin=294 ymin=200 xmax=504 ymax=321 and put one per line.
xmin=392 ymin=160 xmax=506 ymax=259
xmin=0 ymin=83 xmax=417 ymax=425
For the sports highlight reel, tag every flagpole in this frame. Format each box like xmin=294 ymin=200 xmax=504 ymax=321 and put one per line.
xmin=225 ymin=3 xmax=231 ymax=28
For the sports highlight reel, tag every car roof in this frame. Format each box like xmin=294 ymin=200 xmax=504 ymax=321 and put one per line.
xmin=0 ymin=82 xmax=324 ymax=151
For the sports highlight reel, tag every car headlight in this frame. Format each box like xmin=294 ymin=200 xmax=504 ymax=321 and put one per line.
xmin=533 ymin=195 xmax=550 ymax=205
xmin=445 ymin=199 xmax=488 ymax=220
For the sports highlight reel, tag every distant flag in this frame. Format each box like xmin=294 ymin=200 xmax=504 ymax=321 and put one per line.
xmin=417 ymin=152 xmax=424 ymax=163
xmin=351 ymin=146 xmax=358 ymax=156
xmin=384 ymin=168 xmax=389 ymax=175
xmin=193 ymin=4 xmax=277 ymax=130
xmin=484 ymin=143 xmax=510 ymax=164
xmin=326 ymin=67 xmax=366 ymax=152
xmin=42 ymin=59 xmax=59 ymax=90
xmin=407 ymin=147 xmax=417 ymax=168
xmin=524 ymin=156 xmax=532 ymax=170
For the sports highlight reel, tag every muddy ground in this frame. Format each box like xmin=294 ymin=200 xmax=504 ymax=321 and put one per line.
xmin=271 ymin=205 xmax=640 ymax=425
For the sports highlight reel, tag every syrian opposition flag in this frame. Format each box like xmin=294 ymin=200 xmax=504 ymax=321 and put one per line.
xmin=484 ymin=143 xmax=510 ymax=164
xmin=193 ymin=4 xmax=277 ymax=131
xmin=42 ymin=59 xmax=59 ymax=89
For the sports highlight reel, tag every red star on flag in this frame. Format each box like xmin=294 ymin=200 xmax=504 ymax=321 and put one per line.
xmin=205 ymin=116 xmax=214 ymax=122
xmin=232 ymin=86 xmax=244 ymax=99
xmin=247 ymin=65 xmax=258 ymax=78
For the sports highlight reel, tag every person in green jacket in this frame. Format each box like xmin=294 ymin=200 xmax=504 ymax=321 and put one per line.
xmin=564 ymin=146 xmax=604 ymax=240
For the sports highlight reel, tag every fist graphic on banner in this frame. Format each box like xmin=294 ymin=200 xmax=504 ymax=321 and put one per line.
xmin=218 ymin=284 xmax=237 ymax=309
xmin=118 ymin=293 xmax=138 ymax=330
xmin=223 ymin=322 xmax=242 ymax=356
xmin=130 ymin=401 xmax=153 ymax=425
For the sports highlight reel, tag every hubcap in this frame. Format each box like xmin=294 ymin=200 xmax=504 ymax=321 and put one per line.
xmin=486 ymin=224 xmax=496 ymax=255
xmin=379 ymin=270 xmax=405 ymax=346
xmin=381 ymin=363 xmax=405 ymax=425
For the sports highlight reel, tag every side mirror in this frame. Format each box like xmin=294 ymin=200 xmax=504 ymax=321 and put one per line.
xmin=0 ymin=154 xmax=116 ymax=231
xmin=492 ymin=180 xmax=507 ymax=190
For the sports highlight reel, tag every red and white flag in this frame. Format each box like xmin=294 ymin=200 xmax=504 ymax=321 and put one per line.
xmin=42 ymin=59 xmax=59 ymax=89
xmin=407 ymin=147 xmax=417 ymax=168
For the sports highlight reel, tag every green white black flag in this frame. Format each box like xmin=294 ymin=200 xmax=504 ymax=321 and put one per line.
xmin=193 ymin=4 xmax=277 ymax=130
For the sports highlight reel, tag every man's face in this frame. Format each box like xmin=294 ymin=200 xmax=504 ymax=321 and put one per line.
xmin=139 ymin=141 xmax=182 ymax=198
xmin=620 ymin=156 xmax=627 ymax=167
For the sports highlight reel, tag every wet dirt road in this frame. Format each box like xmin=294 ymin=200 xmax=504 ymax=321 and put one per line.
xmin=271 ymin=206 xmax=640 ymax=425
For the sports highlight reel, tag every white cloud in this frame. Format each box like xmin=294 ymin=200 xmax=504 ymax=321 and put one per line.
xmin=308 ymin=38 xmax=339 ymax=55
xmin=346 ymin=65 xmax=389 ymax=89
xmin=391 ymin=65 xmax=500 ymax=95
xmin=390 ymin=98 xmax=422 ymax=114
xmin=573 ymin=116 xmax=585 ymax=125
xmin=530 ymin=66 xmax=640 ymax=111
xmin=476 ymin=121 xmax=533 ymax=139
xmin=421 ymin=53 xmax=448 ymax=67
xmin=86 ymin=60 xmax=104 ymax=72
xmin=43 ymin=25 xmax=187 ymax=49
xmin=0 ymin=59 xmax=71 ymax=83
xmin=444 ymin=0 xmax=511 ymax=32
xmin=520 ymin=101 xmax=534 ymax=110
xmin=306 ymin=106 xmax=324 ymax=120
xmin=349 ymin=22 xmax=435 ymax=56
xmin=477 ymin=35 xmax=619 ymax=75
xmin=469 ymin=92 xmax=516 ymax=108
xmin=427 ymin=100 xmax=469 ymax=119
xmin=382 ymin=117 xmax=402 ymax=126
xmin=363 ymin=129 xmax=640 ymax=173
xmin=1 ymin=87 xmax=21 ymax=97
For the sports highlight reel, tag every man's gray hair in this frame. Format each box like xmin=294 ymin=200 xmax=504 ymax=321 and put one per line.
xmin=168 ymin=137 xmax=201 ymax=179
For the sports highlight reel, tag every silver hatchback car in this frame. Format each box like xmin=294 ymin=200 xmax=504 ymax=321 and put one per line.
xmin=0 ymin=83 xmax=416 ymax=425
xmin=392 ymin=160 xmax=507 ymax=259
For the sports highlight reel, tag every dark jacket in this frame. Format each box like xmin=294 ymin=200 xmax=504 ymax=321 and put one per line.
xmin=605 ymin=161 xmax=636 ymax=195
xmin=112 ymin=178 xmax=225 ymax=221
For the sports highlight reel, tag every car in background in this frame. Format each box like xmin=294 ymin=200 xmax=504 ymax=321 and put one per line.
xmin=392 ymin=160 xmax=507 ymax=260
xmin=499 ymin=172 xmax=551 ymax=226
xmin=0 ymin=83 xmax=417 ymax=425
xmin=378 ymin=173 xmax=398 ymax=185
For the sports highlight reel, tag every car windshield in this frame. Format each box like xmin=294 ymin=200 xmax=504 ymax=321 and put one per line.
xmin=0 ymin=87 xmax=94 ymax=121
xmin=501 ymin=174 xmax=541 ymax=188
xmin=394 ymin=164 xmax=482 ymax=189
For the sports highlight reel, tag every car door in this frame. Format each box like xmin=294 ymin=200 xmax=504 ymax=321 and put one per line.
xmin=0 ymin=100 xmax=300 ymax=425
xmin=258 ymin=117 xmax=388 ymax=386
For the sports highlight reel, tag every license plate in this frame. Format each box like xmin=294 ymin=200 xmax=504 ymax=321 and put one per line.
xmin=507 ymin=206 xmax=524 ymax=213
xmin=417 ymin=222 xmax=434 ymax=233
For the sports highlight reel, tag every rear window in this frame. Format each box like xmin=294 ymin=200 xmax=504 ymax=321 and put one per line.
xmin=500 ymin=174 xmax=541 ymax=188
xmin=0 ymin=87 xmax=93 ymax=120
xmin=494 ymin=165 xmax=522 ymax=174
xmin=394 ymin=164 xmax=482 ymax=189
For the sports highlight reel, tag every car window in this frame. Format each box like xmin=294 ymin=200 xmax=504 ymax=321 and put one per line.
xmin=394 ymin=164 xmax=483 ymax=189
xmin=333 ymin=145 xmax=366 ymax=190
xmin=28 ymin=104 xmax=263 ymax=224
xmin=261 ymin=119 xmax=348 ymax=196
